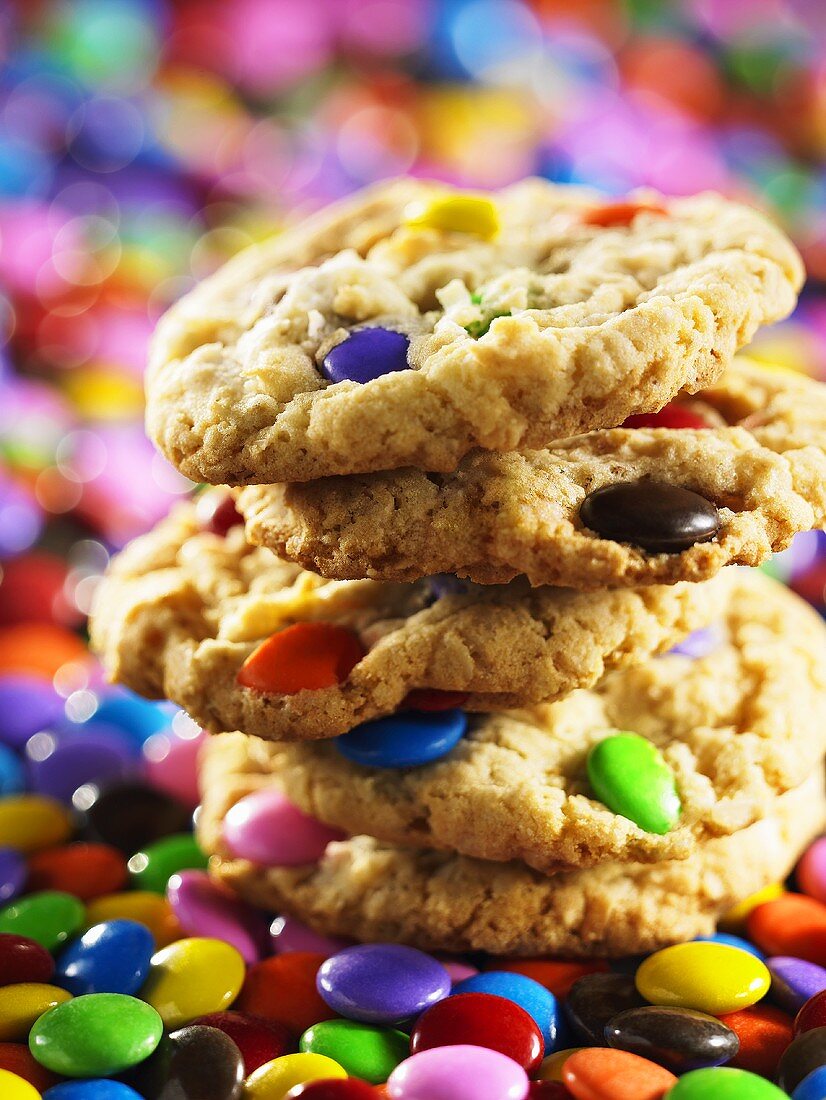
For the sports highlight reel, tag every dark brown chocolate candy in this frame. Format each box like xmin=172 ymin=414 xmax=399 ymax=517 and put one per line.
xmin=605 ymin=1005 xmax=739 ymax=1072
xmin=564 ymin=973 xmax=646 ymax=1045
xmin=579 ymin=480 xmax=720 ymax=553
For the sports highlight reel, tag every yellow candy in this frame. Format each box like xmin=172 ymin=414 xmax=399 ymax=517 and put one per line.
xmin=538 ymin=1048 xmax=585 ymax=1081
xmin=63 ymin=367 xmax=145 ymax=420
xmin=0 ymin=797 xmax=72 ymax=854
xmin=85 ymin=891 xmax=184 ymax=948
xmin=142 ymin=936 xmax=245 ymax=1028
xmin=719 ymin=883 xmax=785 ymax=931
xmin=404 ymin=193 xmax=500 ymax=239
xmin=0 ymin=983 xmax=72 ymax=1041
xmin=0 ymin=1068 xmax=42 ymax=1100
xmin=635 ymin=942 xmax=770 ymax=1015
xmin=244 ymin=1053 xmax=347 ymax=1099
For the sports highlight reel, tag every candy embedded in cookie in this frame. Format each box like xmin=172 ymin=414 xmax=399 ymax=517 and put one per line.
xmin=321 ymin=328 xmax=410 ymax=385
xmin=579 ymin=482 xmax=721 ymax=554
xmin=237 ymin=623 xmax=366 ymax=694
xmin=335 ymin=710 xmax=468 ymax=769
xmin=579 ymin=199 xmax=668 ymax=226
xmin=402 ymin=192 xmax=501 ymax=238
xmin=586 ymin=733 xmax=681 ymax=835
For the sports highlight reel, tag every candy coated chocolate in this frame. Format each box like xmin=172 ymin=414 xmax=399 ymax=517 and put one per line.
xmin=564 ymin=973 xmax=645 ymax=1045
xmin=452 ymin=971 xmax=558 ymax=1051
xmin=321 ymin=328 xmax=410 ymax=385
xmin=579 ymin=480 xmax=720 ymax=553
xmin=317 ymin=944 xmax=450 ymax=1025
xmin=777 ymin=1025 xmax=826 ymax=1093
xmin=386 ymin=1044 xmax=529 ymax=1100
xmin=411 ymin=992 xmax=543 ymax=1073
xmin=123 ymin=1024 xmax=244 ymax=1100
xmin=55 ymin=919 xmax=155 ymax=996
xmin=193 ymin=1011 xmax=292 ymax=1075
xmin=335 ymin=710 xmax=467 ymax=768
xmin=768 ymin=956 xmax=826 ymax=1013
xmin=0 ymin=933 xmax=54 ymax=985
xmin=605 ymin=1005 xmax=739 ymax=1072
xmin=76 ymin=781 xmax=192 ymax=854
xmin=167 ymin=870 xmax=270 ymax=964
xmin=301 ymin=1018 xmax=409 ymax=1083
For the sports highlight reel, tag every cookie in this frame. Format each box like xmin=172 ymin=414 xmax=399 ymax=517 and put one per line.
xmin=198 ymin=733 xmax=826 ymax=958
xmin=268 ymin=572 xmax=826 ymax=870
xmin=238 ymin=358 xmax=826 ymax=588
xmin=145 ymin=178 xmax=801 ymax=484
xmin=90 ymin=495 xmax=718 ymax=742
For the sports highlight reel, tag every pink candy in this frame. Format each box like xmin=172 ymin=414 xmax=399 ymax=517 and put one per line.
xmin=799 ymin=837 xmax=826 ymax=904
xmin=222 ymin=789 xmax=346 ymax=866
xmin=270 ymin=914 xmax=352 ymax=957
xmin=167 ymin=870 xmax=271 ymax=964
xmin=143 ymin=722 xmax=206 ymax=810
xmin=386 ymin=1045 xmax=529 ymax=1100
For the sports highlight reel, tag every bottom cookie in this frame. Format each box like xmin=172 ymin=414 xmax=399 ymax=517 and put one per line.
xmin=198 ymin=732 xmax=826 ymax=958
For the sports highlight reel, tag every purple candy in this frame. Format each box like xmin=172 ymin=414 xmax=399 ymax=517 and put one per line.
xmin=167 ymin=870 xmax=271 ymax=965
xmin=768 ymin=956 xmax=826 ymax=1012
xmin=317 ymin=943 xmax=451 ymax=1024
xmin=0 ymin=847 xmax=27 ymax=902
xmin=321 ymin=327 xmax=410 ymax=384
xmin=666 ymin=625 xmax=723 ymax=659
xmin=26 ymin=728 xmax=136 ymax=804
xmin=0 ymin=674 xmax=65 ymax=749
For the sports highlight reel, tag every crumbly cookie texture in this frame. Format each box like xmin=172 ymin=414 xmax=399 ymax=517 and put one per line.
xmin=146 ymin=178 xmax=802 ymax=484
xmin=199 ymin=733 xmax=826 ymax=958
xmin=89 ymin=499 xmax=719 ymax=742
xmin=239 ymin=359 xmax=826 ymax=588
xmin=268 ymin=572 xmax=826 ymax=870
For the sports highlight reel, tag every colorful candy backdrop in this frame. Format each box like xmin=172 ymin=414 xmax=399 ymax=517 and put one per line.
xmin=1 ymin=0 xmax=826 ymax=896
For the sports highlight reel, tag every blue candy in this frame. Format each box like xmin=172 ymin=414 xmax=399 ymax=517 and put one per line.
xmin=335 ymin=710 xmax=468 ymax=768
xmin=55 ymin=919 xmax=155 ymax=996
xmin=44 ymin=1083 xmax=143 ymax=1100
xmin=0 ymin=674 xmax=64 ymax=749
xmin=793 ymin=1066 xmax=826 ymax=1100
xmin=321 ymin=327 xmax=410 ymax=384
xmin=452 ymin=971 xmax=559 ymax=1051
xmin=0 ymin=743 xmax=25 ymax=796
xmin=694 ymin=932 xmax=765 ymax=960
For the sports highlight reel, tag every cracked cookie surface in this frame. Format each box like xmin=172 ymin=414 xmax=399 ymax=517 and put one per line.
xmin=239 ymin=359 xmax=826 ymax=588
xmin=199 ymin=732 xmax=826 ymax=958
xmin=146 ymin=178 xmax=801 ymax=484
xmin=90 ymin=497 xmax=718 ymax=741
xmin=265 ymin=572 xmax=826 ymax=870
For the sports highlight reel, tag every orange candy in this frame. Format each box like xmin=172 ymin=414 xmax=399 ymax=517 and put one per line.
xmin=718 ymin=1004 xmax=794 ymax=1078
xmin=235 ymin=952 xmax=338 ymax=1035
xmin=484 ymin=959 xmax=609 ymax=999
xmin=747 ymin=893 xmax=826 ymax=964
xmin=0 ymin=1042 xmax=60 ymax=1092
xmin=562 ymin=1048 xmax=676 ymax=1100
xmin=237 ymin=623 xmax=366 ymax=694
xmin=579 ymin=200 xmax=668 ymax=227
xmin=0 ymin=624 xmax=87 ymax=678
xmin=27 ymin=843 xmax=128 ymax=901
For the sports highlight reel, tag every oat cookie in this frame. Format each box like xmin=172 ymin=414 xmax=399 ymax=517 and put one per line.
xmin=90 ymin=496 xmax=718 ymax=742
xmin=268 ymin=572 xmax=826 ymax=870
xmin=146 ymin=179 xmax=801 ymax=484
xmin=239 ymin=359 xmax=826 ymax=588
xmin=199 ymin=733 xmax=826 ymax=958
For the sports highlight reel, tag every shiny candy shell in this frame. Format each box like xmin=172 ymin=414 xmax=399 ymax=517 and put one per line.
xmin=26 ymin=844 xmax=127 ymax=901
xmin=127 ymin=834 xmax=208 ymax=894
xmin=777 ymin=1025 xmax=826 ymax=1094
xmin=193 ymin=1011 xmax=291 ymax=1075
xmin=663 ymin=1066 xmax=788 ymax=1098
xmin=0 ymin=797 xmax=72 ymax=854
xmin=237 ymin=623 xmax=365 ymax=695
xmin=579 ymin=480 xmax=720 ymax=553
xmin=0 ymin=850 xmax=27 ymax=904
xmin=561 ymin=1048 xmax=676 ymax=1100
xmin=452 ymin=971 xmax=558 ymax=1051
xmin=386 ymin=1044 xmax=529 ymax=1100
xmin=565 ymin=973 xmax=645 ymax=1045
xmin=404 ymin=194 xmax=500 ymax=238
xmin=720 ymin=1005 xmax=794 ymax=1077
xmin=0 ymin=1068 xmax=42 ymax=1100
xmin=792 ymin=1066 xmax=826 ymax=1100
xmin=0 ymin=934 xmax=55 ymax=985
xmin=321 ymin=328 xmax=411 ymax=385
xmin=748 ymin=894 xmax=826 ymax=964
xmin=237 ymin=953 xmax=336 ymax=1034
xmin=141 ymin=937 xmax=245 ymax=1028
xmin=223 ymin=791 xmax=344 ymax=867
xmin=300 ymin=1018 xmax=408 ymax=1083
xmin=0 ymin=984 xmax=72 ymax=1041
xmin=244 ymin=1053 xmax=346 ymax=1099
xmin=797 ymin=990 xmax=826 ymax=1035
xmin=55 ymin=919 xmax=155 ymax=996
xmin=166 ymin=870 xmax=270 ymax=964
xmin=317 ymin=944 xmax=450 ymax=1025
xmin=335 ymin=710 xmax=467 ymax=768
xmin=586 ymin=733 xmax=680 ymax=835
xmin=29 ymin=993 xmax=163 ymax=1077
xmin=84 ymin=891 xmax=183 ymax=949
xmin=635 ymin=943 xmax=771 ymax=1015
xmin=798 ymin=837 xmax=826 ymax=904
xmin=768 ymin=956 xmax=826 ymax=1013
xmin=0 ymin=893 xmax=85 ymax=952
xmin=25 ymin=730 xmax=134 ymax=805
xmin=605 ymin=1006 xmax=739 ymax=1072
xmin=410 ymin=992 xmax=543 ymax=1073
xmin=77 ymin=781 xmax=192 ymax=854
xmin=285 ymin=1082 xmax=381 ymax=1099
xmin=43 ymin=1083 xmax=142 ymax=1099
xmin=123 ymin=1024 xmax=244 ymax=1100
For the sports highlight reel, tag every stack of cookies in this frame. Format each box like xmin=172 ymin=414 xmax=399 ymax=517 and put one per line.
xmin=92 ymin=179 xmax=826 ymax=958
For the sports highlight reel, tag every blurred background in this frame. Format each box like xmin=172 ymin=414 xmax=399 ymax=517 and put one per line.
xmin=0 ymin=0 xmax=825 ymax=779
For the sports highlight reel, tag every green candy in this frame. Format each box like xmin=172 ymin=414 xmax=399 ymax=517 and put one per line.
xmin=587 ymin=732 xmax=681 ymax=835
xmin=300 ymin=1019 xmax=409 ymax=1084
xmin=664 ymin=1067 xmax=787 ymax=1099
xmin=0 ymin=891 xmax=85 ymax=951
xmin=29 ymin=993 xmax=163 ymax=1077
xmin=128 ymin=833 xmax=208 ymax=894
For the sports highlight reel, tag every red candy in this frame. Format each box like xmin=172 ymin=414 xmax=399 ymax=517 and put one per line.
xmin=285 ymin=1082 xmax=382 ymax=1099
xmin=237 ymin=623 xmax=366 ymax=694
xmin=26 ymin=843 xmax=127 ymax=900
xmin=795 ymin=989 xmax=826 ymax=1035
xmin=719 ymin=1004 xmax=794 ymax=1077
xmin=579 ymin=200 xmax=668 ymax=227
xmin=562 ymin=1048 xmax=677 ymax=1100
xmin=748 ymin=894 xmax=826 ymax=964
xmin=529 ymin=1085 xmax=574 ymax=1099
xmin=402 ymin=690 xmax=470 ymax=712
xmin=410 ymin=992 xmax=544 ymax=1074
xmin=623 ymin=406 xmax=710 ymax=430
xmin=194 ymin=1010 xmax=293 ymax=1073
xmin=236 ymin=952 xmax=337 ymax=1034
xmin=0 ymin=1042 xmax=60 ymax=1091
xmin=197 ymin=492 xmax=243 ymax=536
xmin=0 ymin=933 xmax=55 ymax=985
xmin=487 ymin=959 xmax=609 ymax=999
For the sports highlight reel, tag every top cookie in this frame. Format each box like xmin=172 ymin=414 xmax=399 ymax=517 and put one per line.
xmin=239 ymin=359 xmax=826 ymax=588
xmin=146 ymin=178 xmax=801 ymax=484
